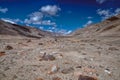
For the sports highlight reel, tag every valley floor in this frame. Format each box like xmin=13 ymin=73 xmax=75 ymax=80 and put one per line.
xmin=0 ymin=36 xmax=120 ymax=80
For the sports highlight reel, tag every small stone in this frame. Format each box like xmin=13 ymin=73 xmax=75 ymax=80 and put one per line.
xmin=0 ymin=51 xmax=5 ymax=57
xmin=95 ymin=73 xmax=99 ymax=76
xmin=108 ymin=47 xmax=118 ymax=51
xmin=39 ymin=43 xmax=43 ymax=45
xmin=84 ymin=67 xmax=96 ymax=74
xmin=90 ymin=58 xmax=94 ymax=61
xmin=78 ymin=75 xmax=97 ymax=80
xmin=5 ymin=45 xmax=13 ymax=50
xmin=83 ymin=58 xmax=89 ymax=61
xmin=48 ymin=65 xmax=59 ymax=74
xmin=36 ymin=78 xmax=43 ymax=80
xmin=99 ymin=65 xmax=104 ymax=68
xmin=41 ymin=53 xmax=56 ymax=61
xmin=27 ymin=39 xmax=31 ymax=43
xmin=61 ymin=67 xmax=74 ymax=74
xmin=104 ymin=68 xmax=111 ymax=74
xmin=52 ymin=77 xmax=62 ymax=80
xmin=76 ymin=66 xmax=82 ymax=68
xmin=57 ymin=54 xmax=63 ymax=59
xmin=82 ymin=53 xmax=86 ymax=55
xmin=74 ymin=72 xmax=82 ymax=77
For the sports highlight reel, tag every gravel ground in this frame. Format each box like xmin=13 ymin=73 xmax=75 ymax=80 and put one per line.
xmin=0 ymin=36 xmax=120 ymax=80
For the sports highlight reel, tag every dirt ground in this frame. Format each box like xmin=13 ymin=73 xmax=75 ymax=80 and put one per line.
xmin=0 ymin=35 xmax=120 ymax=80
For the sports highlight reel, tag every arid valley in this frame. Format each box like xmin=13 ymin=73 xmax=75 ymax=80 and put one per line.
xmin=0 ymin=14 xmax=120 ymax=80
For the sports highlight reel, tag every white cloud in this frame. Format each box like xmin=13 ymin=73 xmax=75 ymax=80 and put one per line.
xmin=1 ymin=18 xmax=23 ymax=24
xmin=59 ymin=30 xmax=72 ymax=35
xmin=24 ymin=13 xmax=56 ymax=26
xmin=24 ymin=12 xmax=43 ymax=24
xmin=115 ymin=8 xmax=120 ymax=15
xmin=13 ymin=18 xmax=23 ymax=23
xmin=96 ymin=0 xmax=107 ymax=4
xmin=66 ymin=30 xmax=72 ymax=34
xmin=0 ymin=7 xmax=8 ymax=13
xmin=55 ymin=29 xmax=71 ymax=35
xmin=97 ymin=8 xmax=120 ymax=20
xmin=39 ymin=26 xmax=44 ymax=29
xmin=24 ymin=5 xmax=61 ymax=26
xmin=1 ymin=18 xmax=15 ymax=24
xmin=41 ymin=20 xmax=56 ymax=26
xmin=97 ymin=9 xmax=112 ymax=20
xmin=40 ymin=5 xmax=61 ymax=16
xmin=83 ymin=20 xmax=93 ymax=27
xmin=87 ymin=16 xmax=93 ymax=19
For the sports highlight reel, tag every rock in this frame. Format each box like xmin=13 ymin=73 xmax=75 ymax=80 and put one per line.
xmin=0 ymin=51 xmax=5 ymax=57
xmin=82 ymin=53 xmax=87 ymax=55
xmin=51 ymin=65 xmax=58 ymax=72
xmin=76 ymin=66 xmax=82 ymax=68
xmin=84 ymin=67 xmax=96 ymax=74
xmin=36 ymin=78 xmax=44 ymax=80
xmin=48 ymin=65 xmax=59 ymax=74
xmin=83 ymin=58 xmax=89 ymax=61
xmin=38 ymin=43 xmax=43 ymax=45
xmin=108 ymin=47 xmax=119 ymax=51
xmin=74 ymin=72 xmax=82 ymax=77
xmin=41 ymin=53 xmax=56 ymax=61
xmin=78 ymin=75 xmax=97 ymax=80
xmin=54 ymin=38 xmax=58 ymax=42
xmin=27 ymin=39 xmax=31 ymax=43
xmin=5 ymin=45 xmax=13 ymax=50
xmin=61 ymin=67 xmax=74 ymax=74
xmin=57 ymin=54 xmax=63 ymax=59
xmin=104 ymin=68 xmax=111 ymax=74
xmin=88 ymin=66 xmax=95 ymax=69
xmin=99 ymin=65 xmax=104 ymax=68
xmin=52 ymin=77 xmax=62 ymax=80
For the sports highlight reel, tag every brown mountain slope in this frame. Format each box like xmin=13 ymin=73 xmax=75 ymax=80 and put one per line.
xmin=71 ymin=14 xmax=120 ymax=38
xmin=0 ymin=20 xmax=54 ymax=38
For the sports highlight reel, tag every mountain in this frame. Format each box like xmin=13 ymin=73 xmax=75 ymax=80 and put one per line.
xmin=0 ymin=20 xmax=54 ymax=38
xmin=71 ymin=14 xmax=120 ymax=38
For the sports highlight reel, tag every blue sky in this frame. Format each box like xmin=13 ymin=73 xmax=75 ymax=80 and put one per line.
xmin=0 ymin=0 xmax=120 ymax=34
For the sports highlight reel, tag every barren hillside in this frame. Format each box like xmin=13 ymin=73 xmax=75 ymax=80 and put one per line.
xmin=71 ymin=14 xmax=120 ymax=38
xmin=0 ymin=20 xmax=54 ymax=38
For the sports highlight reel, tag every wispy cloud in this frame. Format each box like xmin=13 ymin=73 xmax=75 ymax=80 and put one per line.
xmin=24 ymin=12 xmax=56 ymax=26
xmin=0 ymin=7 xmax=8 ymax=13
xmin=87 ymin=16 xmax=93 ymax=19
xmin=83 ymin=20 xmax=93 ymax=27
xmin=1 ymin=18 xmax=23 ymax=24
xmin=54 ymin=29 xmax=72 ymax=35
xmin=96 ymin=0 xmax=107 ymax=4
xmin=1 ymin=18 xmax=15 ymax=24
xmin=97 ymin=8 xmax=120 ymax=20
xmin=59 ymin=30 xmax=72 ymax=35
xmin=115 ymin=8 xmax=120 ymax=14
xmin=40 ymin=5 xmax=61 ymax=16
xmin=24 ymin=12 xmax=43 ymax=24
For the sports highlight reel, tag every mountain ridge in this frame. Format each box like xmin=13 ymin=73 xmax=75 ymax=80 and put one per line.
xmin=0 ymin=20 xmax=54 ymax=38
